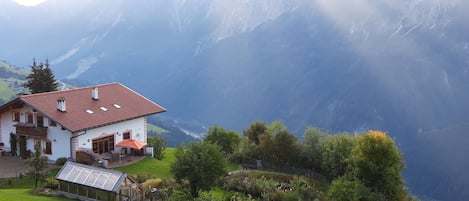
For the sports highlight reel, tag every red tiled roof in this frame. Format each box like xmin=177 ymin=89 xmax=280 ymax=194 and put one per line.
xmin=19 ymin=82 xmax=166 ymax=132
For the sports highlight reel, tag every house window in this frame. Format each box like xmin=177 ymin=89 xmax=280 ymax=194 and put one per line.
xmin=92 ymin=135 xmax=115 ymax=154
xmin=49 ymin=119 xmax=57 ymax=127
xmin=27 ymin=113 xmax=33 ymax=124
xmin=123 ymin=131 xmax=131 ymax=140
xmin=37 ymin=115 xmax=44 ymax=127
xmin=45 ymin=140 xmax=52 ymax=154
xmin=12 ymin=111 xmax=20 ymax=122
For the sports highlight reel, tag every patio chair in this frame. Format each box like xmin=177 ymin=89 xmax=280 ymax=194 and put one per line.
xmin=120 ymin=148 xmax=127 ymax=161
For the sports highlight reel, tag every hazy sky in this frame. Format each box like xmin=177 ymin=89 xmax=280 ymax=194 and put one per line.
xmin=11 ymin=0 xmax=47 ymax=6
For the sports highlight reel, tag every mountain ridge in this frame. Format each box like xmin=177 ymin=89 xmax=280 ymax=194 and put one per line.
xmin=2 ymin=1 xmax=469 ymax=200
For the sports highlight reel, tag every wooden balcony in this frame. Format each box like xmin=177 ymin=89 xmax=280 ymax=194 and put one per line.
xmin=15 ymin=123 xmax=48 ymax=138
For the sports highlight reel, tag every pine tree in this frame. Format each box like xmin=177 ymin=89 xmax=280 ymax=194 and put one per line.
xmin=23 ymin=58 xmax=58 ymax=94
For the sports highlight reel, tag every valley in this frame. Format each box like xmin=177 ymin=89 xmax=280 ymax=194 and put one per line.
xmin=1 ymin=1 xmax=469 ymax=200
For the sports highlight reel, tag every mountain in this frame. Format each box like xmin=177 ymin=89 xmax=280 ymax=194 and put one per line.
xmin=1 ymin=1 xmax=469 ymax=200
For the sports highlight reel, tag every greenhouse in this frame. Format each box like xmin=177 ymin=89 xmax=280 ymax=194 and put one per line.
xmin=56 ymin=161 xmax=144 ymax=201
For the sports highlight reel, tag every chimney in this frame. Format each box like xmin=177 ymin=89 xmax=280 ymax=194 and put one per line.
xmin=57 ymin=97 xmax=66 ymax=112
xmin=92 ymin=87 xmax=99 ymax=100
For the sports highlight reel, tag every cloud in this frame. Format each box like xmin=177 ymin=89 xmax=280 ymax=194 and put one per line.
xmin=66 ymin=56 xmax=98 ymax=79
xmin=50 ymin=47 xmax=79 ymax=65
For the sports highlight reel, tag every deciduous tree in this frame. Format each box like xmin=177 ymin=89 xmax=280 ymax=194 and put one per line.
xmin=272 ymin=130 xmax=301 ymax=166
xmin=300 ymin=127 xmax=327 ymax=170
xmin=204 ymin=125 xmax=240 ymax=155
xmin=243 ymin=121 xmax=268 ymax=145
xmin=320 ymin=134 xmax=355 ymax=179
xmin=349 ymin=130 xmax=408 ymax=200
xmin=147 ymin=136 xmax=166 ymax=160
xmin=171 ymin=142 xmax=227 ymax=198
xmin=25 ymin=144 xmax=48 ymax=189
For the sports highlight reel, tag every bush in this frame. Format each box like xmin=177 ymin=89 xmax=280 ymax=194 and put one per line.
xmin=55 ymin=157 xmax=67 ymax=166
xmin=262 ymin=190 xmax=300 ymax=201
xmin=167 ymin=189 xmax=192 ymax=201
xmin=43 ymin=177 xmax=59 ymax=190
xmin=142 ymin=178 xmax=164 ymax=191
xmin=224 ymin=172 xmax=283 ymax=198
xmin=75 ymin=151 xmax=94 ymax=165
xmin=222 ymin=191 xmax=256 ymax=201
xmin=135 ymin=173 xmax=154 ymax=183
xmin=328 ymin=178 xmax=374 ymax=201
xmin=291 ymin=177 xmax=322 ymax=200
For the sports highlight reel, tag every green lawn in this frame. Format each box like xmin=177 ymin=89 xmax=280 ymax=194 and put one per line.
xmin=115 ymin=148 xmax=177 ymax=178
xmin=0 ymin=189 xmax=71 ymax=201
xmin=0 ymin=168 xmax=75 ymax=200
xmin=0 ymin=175 xmax=34 ymax=189
xmin=147 ymin=123 xmax=168 ymax=134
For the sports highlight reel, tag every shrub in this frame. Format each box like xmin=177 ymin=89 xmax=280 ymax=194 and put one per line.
xmin=222 ymin=191 xmax=256 ymax=201
xmin=142 ymin=178 xmax=164 ymax=191
xmin=291 ymin=177 xmax=322 ymax=200
xmin=75 ymin=151 xmax=94 ymax=165
xmin=263 ymin=190 xmax=300 ymax=201
xmin=328 ymin=178 xmax=374 ymax=201
xmin=9 ymin=132 xmax=17 ymax=156
xmin=223 ymin=172 xmax=282 ymax=198
xmin=167 ymin=189 xmax=192 ymax=201
xmin=43 ymin=177 xmax=59 ymax=190
xmin=135 ymin=173 xmax=154 ymax=183
xmin=55 ymin=157 xmax=67 ymax=166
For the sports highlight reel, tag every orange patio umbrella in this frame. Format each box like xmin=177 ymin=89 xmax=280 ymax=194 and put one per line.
xmin=115 ymin=139 xmax=147 ymax=150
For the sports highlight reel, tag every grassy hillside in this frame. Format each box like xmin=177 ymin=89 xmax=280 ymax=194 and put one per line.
xmin=0 ymin=60 xmax=29 ymax=102
xmin=147 ymin=122 xmax=168 ymax=134
xmin=0 ymin=79 xmax=18 ymax=101
xmin=0 ymin=60 xmax=28 ymax=76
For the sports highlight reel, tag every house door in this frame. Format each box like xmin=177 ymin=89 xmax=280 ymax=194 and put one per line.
xmin=92 ymin=135 xmax=115 ymax=154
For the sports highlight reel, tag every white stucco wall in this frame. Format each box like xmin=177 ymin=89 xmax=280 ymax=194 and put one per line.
xmin=45 ymin=120 xmax=72 ymax=161
xmin=0 ymin=104 xmax=73 ymax=160
xmin=76 ymin=117 xmax=146 ymax=152
xmin=0 ymin=105 xmax=37 ymax=152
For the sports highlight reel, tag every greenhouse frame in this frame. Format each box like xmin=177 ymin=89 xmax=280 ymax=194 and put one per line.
xmin=56 ymin=161 xmax=145 ymax=201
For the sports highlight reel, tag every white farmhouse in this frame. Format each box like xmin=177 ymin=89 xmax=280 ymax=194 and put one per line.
xmin=0 ymin=82 xmax=166 ymax=161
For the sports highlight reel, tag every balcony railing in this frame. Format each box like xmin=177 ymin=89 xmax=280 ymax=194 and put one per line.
xmin=15 ymin=123 xmax=48 ymax=138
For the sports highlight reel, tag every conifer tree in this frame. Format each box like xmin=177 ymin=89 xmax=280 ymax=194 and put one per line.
xmin=23 ymin=58 xmax=58 ymax=94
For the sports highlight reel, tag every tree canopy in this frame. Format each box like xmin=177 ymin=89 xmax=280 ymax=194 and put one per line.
xmin=321 ymin=134 xmax=355 ymax=179
xmin=204 ymin=125 xmax=240 ymax=155
xmin=243 ymin=121 xmax=268 ymax=145
xmin=349 ymin=130 xmax=408 ymax=200
xmin=23 ymin=58 xmax=58 ymax=94
xmin=147 ymin=136 xmax=166 ymax=160
xmin=171 ymin=142 xmax=227 ymax=198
